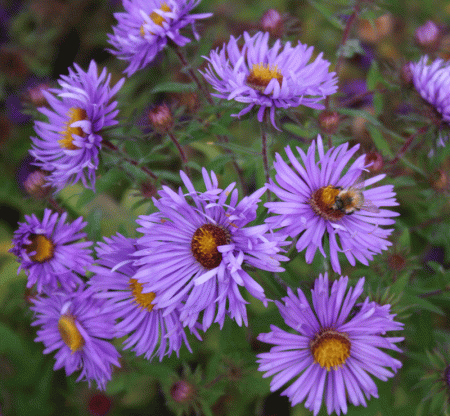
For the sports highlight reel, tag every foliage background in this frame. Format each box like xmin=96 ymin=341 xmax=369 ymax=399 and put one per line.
xmin=1 ymin=0 xmax=450 ymax=415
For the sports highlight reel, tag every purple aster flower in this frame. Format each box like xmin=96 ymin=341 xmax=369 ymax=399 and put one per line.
xmin=107 ymin=0 xmax=212 ymax=76
xmin=265 ymin=135 xmax=399 ymax=274
xmin=133 ymin=168 xmax=289 ymax=331
xmin=31 ymin=286 xmax=120 ymax=390
xmin=10 ymin=209 xmax=92 ymax=293
xmin=89 ymin=233 xmax=200 ymax=361
xmin=410 ymin=56 xmax=450 ymax=124
xmin=200 ymin=31 xmax=338 ymax=129
xmin=257 ymin=273 xmax=403 ymax=415
xmin=30 ymin=60 xmax=124 ymax=191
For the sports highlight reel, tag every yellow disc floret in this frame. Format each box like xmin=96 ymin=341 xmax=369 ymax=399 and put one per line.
xmin=58 ymin=314 xmax=85 ymax=352
xmin=191 ymin=223 xmax=231 ymax=269
xmin=310 ymin=329 xmax=351 ymax=371
xmin=246 ymin=63 xmax=283 ymax=92
xmin=59 ymin=107 xmax=87 ymax=150
xmin=309 ymin=185 xmax=345 ymax=221
xmin=129 ymin=278 xmax=156 ymax=312
xmin=24 ymin=234 xmax=55 ymax=263
xmin=140 ymin=2 xmax=172 ymax=37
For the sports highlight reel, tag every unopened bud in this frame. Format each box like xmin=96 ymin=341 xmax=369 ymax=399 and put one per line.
xmin=260 ymin=9 xmax=284 ymax=37
xmin=23 ymin=170 xmax=51 ymax=199
xmin=88 ymin=393 xmax=111 ymax=416
xmin=400 ymin=63 xmax=413 ymax=85
xmin=430 ymin=169 xmax=448 ymax=192
xmin=170 ymin=380 xmax=196 ymax=404
xmin=139 ymin=181 xmax=158 ymax=199
xmin=387 ymin=253 xmax=406 ymax=271
xmin=318 ymin=111 xmax=340 ymax=135
xmin=365 ymin=151 xmax=384 ymax=173
xmin=415 ymin=20 xmax=440 ymax=50
xmin=148 ymin=103 xmax=174 ymax=133
xmin=24 ymin=82 xmax=51 ymax=107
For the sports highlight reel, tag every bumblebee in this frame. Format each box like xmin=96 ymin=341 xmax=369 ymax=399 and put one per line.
xmin=331 ymin=184 xmax=380 ymax=215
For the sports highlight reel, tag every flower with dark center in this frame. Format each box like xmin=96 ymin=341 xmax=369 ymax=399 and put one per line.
xmin=89 ymin=234 xmax=199 ymax=360
xmin=30 ymin=60 xmax=124 ymax=192
xmin=201 ymin=31 xmax=337 ymax=129
xmin=31 ymin=287 xmax=120 ymax=389
xmin=257 ymin=274 xmax=403 ymax=415
xmin=132 ymin=168 xmax=289 ymax=331
xmin=108 ymin=0 xmax=212 ymax=76
xmin=10 ymin=209 xmax=92 ymax=293
xmin=265 ymin=135 xmax=399 ymax=274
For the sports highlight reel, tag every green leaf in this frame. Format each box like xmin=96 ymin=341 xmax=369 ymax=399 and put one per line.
xmin=367 ymin=61 xmax=383 ymax=90
xmin=337 ymin=107 xmax=381 ymax=126
xmin=367 ymin=124 xmax=393 ymax=157
xmin=307 ymin=0 xmax=344 ymax=30
xmin=151 ymin=82 xmax=196 ymax=94
xmin=282 ymin=123 xmax=318 ymax=138
xmin=402 ymin=293 xmax=444 ymax=315
xmin=207 ymin=154 xmax=233 ymax=174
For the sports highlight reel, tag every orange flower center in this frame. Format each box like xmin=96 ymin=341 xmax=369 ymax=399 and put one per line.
xmin=191 ymin=223 xmax=230 ymax=269
xmin=59 ymin=107 xmax=87 ymax=150
xmin=58 ymin=315 xmax=85 ymax=352
xmin=246 ymin=63 xmax=283 ymax=92
xmin=24 ymin=234 xmax=54 ymax=263
xmin=310 ymin=329 xmax=351 ymax=371
xmin=129 ymin=278 xmax=156 ymax=312
xmin=309 ymin=185 xmax=345 ymax=221
xmin=140 ymin=2 xmax=172 ymax=37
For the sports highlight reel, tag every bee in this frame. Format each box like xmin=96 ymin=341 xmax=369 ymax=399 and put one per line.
xmin=331 ymin=182 xmax=380 ymax=215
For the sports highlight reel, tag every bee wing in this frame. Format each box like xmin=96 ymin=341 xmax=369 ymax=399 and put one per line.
xmin=361 ymin=199 xmax=380 ymax=213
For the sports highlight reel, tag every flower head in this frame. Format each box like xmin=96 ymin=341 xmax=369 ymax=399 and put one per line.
xmin=201 ymin=31 xmax=338 ymax=129
xmin=410 ymin=56 xmax=450 ymax=124
xmin=31 ymin=287 xmax=121 ymax=389
xmin=89 ymin=233 xmax=198 ymax=360
xmin=257 ymin=274 xmax=403 ymax=415
xmin=108 ymin=0 xmax=212 ymax=76
xmin=133 ymin=168 xmax=288 ymax=331
xmin=265 ymin=135 xmax=399 ymax=274
xmin=30 ymin=60 xmax=124 ymax=191
xmin=10 ymin=209 xmax=92 ymax=293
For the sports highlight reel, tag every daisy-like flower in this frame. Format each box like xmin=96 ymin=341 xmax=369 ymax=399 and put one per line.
xmin=107 ymin=0 xmax=212 ymax=76
xmin=265 ymin=135 xmax=399 ymax=274
xmin=257 ymin=274 xmax=404 ymax=415
xmin=200 ymin=31 xmax=338 ymax=129
xmin=10 ymin=209 xmax=92 ymax=293
xmin=410 ymin=56 xmax=450 ymax=124
xmin=30 ymin=60 xmax=124 ymax=191
xmin=31 ymin=286 xmax=121 ymax=390
xmin=89 ymin=233 xmax=199 ymax=361
xmin=133 ymin=168 xmax=289 ymax=331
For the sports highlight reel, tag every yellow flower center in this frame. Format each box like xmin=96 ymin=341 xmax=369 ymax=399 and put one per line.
xmin=191 ymin=223 xmax=231 ymax=269
xmin=246 ymin=63 xmax=283 ymax=92
xmin=59 ymin=107 xmax=87 ymax=150
xmin=58 ymin=315 xmax=85 ymax=352
xmin=309 ymin=185 xmax=345 ymax=221
xmin=140 ymin=2 xmax=172 ymax=37
xmin=129 ymin=278 xmax=156 ymax=312
xmin=24 ymin=234 xmax=54 ymax=263
xmin=310 ymin=329 xmax=351 ymax=371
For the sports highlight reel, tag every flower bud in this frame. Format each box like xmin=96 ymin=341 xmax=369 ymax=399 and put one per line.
xmin=24 ymin=82 xmax=51 ymax=107
xmin=400 ymin=63 xmax=413 ymax=85
xmin=88 ymin=393 xmax=111 ymax=416
xmin=415 ymin=20 xmax=440 ymax=50
xmin=429 ymin=169 xmax=449 ymax=192
xmin=23 ymin=170 xmax=51 ymax=199
xmin=260 ymin=9 xmax=284 ymax=37
xmin=365 ymin=151 xmax=384 ymax=173
xmin=148 ymin=103 xmax=174 ymax=133
xmin=170 ymin=380 xmax=196 ymax=404
xmin=318 ymin=111 xmax=340 ymax=135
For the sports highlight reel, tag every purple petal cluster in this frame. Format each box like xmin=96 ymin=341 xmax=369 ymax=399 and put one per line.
xmin=133 ymin=168 xmax=289 ymax=331
xmin=31 ymin=287 xmax=121 ymax=390
xmin=10 ymin=209 xmax=92 ymax=293
xmin=257 ymin=273 xmax=403 ymax=415
xmin=89 ymin=233 xmax=199 ymax=361
xmin=410 ymin=56 xmax=450 ymax=124
xmin=30 ymin=60 xmax=124 ymax=191
xmin=265 ymin=135 xmax=399 ymax=273
xmin=108 ymin=0 xmax=212 ymax=76
xmin=201 ymin=31 xmax=338 ymax=129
